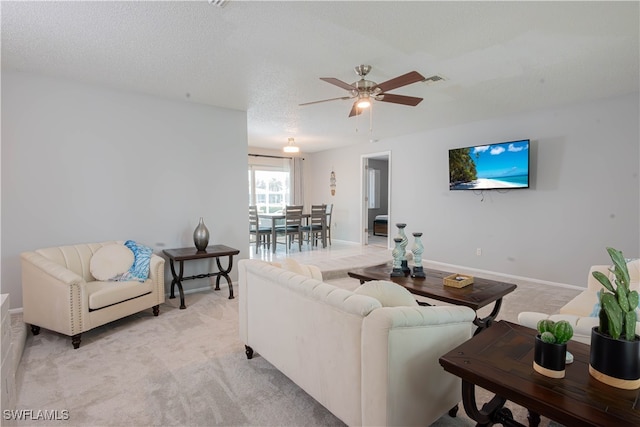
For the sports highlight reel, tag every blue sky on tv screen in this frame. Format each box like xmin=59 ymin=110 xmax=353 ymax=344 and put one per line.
xmin=472 ymin=140 xmax=529 ymax=178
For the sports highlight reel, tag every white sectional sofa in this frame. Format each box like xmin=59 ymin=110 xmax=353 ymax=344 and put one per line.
xmin=238 ymin=258 xmax=476 ymax=426
xmin=519 ymin=259 xmax=640 ymax=344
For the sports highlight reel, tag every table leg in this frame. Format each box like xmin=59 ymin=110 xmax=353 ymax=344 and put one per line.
xmin=271 ymin=217 xmax=277 ymax=253
xmin=321 ymin=218 xmax=327 ymax=248
xmin=174 ymin=260 xmax=186 ymax=309
xmin=169 ymin=259 xmax=178 ymax=300
xmin=461 ymin=380 xmax=524 ymax=427
xmin=216 ymin=255 xmax=235 ymax=299
xmin=473 ymin=297 xmax=503 ymax=334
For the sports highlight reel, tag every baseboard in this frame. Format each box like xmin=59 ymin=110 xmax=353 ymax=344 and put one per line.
xmin=9 ymin=312 xmax=27 ymax=391
xmin=165 ymin=282 xmax=234 ymax=298
xmin=422 ymin=259 xmax=584 ymax=291
xmin=317 ymin=254 xmax=583 ymax=291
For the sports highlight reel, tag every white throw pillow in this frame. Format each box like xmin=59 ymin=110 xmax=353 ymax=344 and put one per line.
xmin=90 ymin=244 xmax=135 ymax=281
xmin=353 ymin=280 xmax=418 ymax=307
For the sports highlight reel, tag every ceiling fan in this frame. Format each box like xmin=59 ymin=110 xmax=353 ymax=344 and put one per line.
xmin=300 ymin=65 xmax=427 ymax=117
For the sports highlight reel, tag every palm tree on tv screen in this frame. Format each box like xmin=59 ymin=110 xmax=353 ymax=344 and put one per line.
xmin=449 ymin=148 xmax=477 ymax=184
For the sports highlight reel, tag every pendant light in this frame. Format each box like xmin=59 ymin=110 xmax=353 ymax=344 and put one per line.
xmin=283 ymin=137 xmax=300 ymax=153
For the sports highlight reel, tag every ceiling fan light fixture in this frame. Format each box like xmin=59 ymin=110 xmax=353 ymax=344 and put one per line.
xmin=356 ymin=94 xmax=371 ymax=109
xmin=283 ymin=137 xmax=300 ymax=153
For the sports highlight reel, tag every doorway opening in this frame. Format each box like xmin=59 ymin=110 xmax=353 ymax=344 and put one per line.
xmin=361 ymin=151 xmax=391 ymax=248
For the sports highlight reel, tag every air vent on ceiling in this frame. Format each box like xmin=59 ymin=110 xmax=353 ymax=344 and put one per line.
xmin=208 ymin=0 xmax=228 ymax=7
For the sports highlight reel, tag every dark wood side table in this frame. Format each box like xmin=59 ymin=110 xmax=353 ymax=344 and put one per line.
xmin=439 ymin=320 xmax=640 ymax=427
xmin=348 ymin=262 xmax=516 ymax=334
xmin=162 ymin=245 xmax=240 ymax=309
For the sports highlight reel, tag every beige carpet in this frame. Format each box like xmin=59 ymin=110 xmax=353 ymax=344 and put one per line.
xmin=12 ymin=252 xmax=581 ymax=426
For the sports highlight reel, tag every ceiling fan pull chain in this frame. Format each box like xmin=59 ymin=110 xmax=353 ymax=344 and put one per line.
xmin=369 ymin=104 xmax=373 ymax=134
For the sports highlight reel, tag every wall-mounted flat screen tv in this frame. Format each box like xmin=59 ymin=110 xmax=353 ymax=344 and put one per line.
xmin=449 ymin=139 xmax=530 ymax=190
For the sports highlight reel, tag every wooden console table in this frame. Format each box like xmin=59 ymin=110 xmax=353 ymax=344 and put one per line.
xmin=439 ymin=320 xmax=640 ymax=427
xmin=163 ymin=245 xmax=240 ymax=309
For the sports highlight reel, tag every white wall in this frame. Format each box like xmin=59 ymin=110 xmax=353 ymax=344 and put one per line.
xmin=308 ymin=94 xmax=640 ymax=287
xmin=1 ymin=72 xmax=249 ymax=308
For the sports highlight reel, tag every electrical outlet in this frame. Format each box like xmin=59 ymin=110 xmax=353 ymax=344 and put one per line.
xmin=476 ymin=248 xmax=482 ymax=256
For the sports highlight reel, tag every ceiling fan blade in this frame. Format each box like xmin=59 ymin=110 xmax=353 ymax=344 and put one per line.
xmin=299 ymin=96 xmax=352 ymax=106
xmin=348 ymin=101 xmax=364 ymax=117
xmin=377 ymin=93 xmax=423 ymax=106
xmin=374 ymin=71 xmax=425 ymax=93
xmin=320 ymin=77 xmax=357 ymax=92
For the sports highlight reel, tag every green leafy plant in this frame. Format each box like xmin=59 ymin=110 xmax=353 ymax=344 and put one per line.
xmin=592 ymin=247 xmax=639 ymax=341
xmin=536 ymin=319 xmax=573 ymax=344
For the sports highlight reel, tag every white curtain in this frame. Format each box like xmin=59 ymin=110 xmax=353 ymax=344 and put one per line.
xmin=291 ymin=157 xmax=304 ymax=206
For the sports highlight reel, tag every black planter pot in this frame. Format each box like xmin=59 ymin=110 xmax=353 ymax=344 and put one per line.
xmin=533 ymin=335 xmax=567 ymax=379
xmin=590 ymin=327 xmax=640 ymax=390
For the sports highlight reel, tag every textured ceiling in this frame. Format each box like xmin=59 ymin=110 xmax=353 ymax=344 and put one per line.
xmin=2 ymin=1 xmax=638 ymax=153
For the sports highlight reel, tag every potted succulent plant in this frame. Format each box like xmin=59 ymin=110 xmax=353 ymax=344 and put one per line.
xmin=533 ymin=319 xmax=573 ymax=378
xmin=590 ymin=247 xmax=640 ymax=390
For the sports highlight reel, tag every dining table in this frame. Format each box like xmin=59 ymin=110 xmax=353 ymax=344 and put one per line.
xmin=258 ymin=212 xmax=327 ymax=252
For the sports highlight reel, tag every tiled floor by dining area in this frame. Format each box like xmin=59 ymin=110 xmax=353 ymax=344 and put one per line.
xmin=249 ymin=238 xmax=391 ymax=272
xmin=249 ymin=238 xmax=397 ymax=294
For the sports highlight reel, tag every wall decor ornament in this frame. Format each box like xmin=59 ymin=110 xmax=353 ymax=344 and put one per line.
xmin=330 ymin=171 xmax=336 ymax=196
xmin=193 ymin=217 xmax=210 ymax=252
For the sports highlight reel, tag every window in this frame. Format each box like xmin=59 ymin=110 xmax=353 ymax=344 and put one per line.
xmin=368 ymin=168 xmax=380 ymax=209
xmin=248 ymin=165 xmax=291 ymax=213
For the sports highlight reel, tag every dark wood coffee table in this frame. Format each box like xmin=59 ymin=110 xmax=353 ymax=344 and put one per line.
xmin=348 ymin=263 xmax=516 ymax=333
xmin=439 ymin=320 xmax=640 ymax=427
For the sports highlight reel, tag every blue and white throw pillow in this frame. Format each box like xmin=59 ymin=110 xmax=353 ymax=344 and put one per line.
xmin=117 ymin=240 xmax=152 ymax=282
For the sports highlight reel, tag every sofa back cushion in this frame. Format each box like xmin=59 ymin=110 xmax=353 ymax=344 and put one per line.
xmin=270 ymin=258 xmax=323 ymax=280
xmin=36 ymin=241 xmax=122 ymax=282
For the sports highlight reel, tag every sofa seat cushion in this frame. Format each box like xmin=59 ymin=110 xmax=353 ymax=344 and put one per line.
xmin=90 ymin=244 xmax=134 ymax=281
xmin=86 ymin=280 xmax=153 ymax=310
xmin=354 ymin=280 xmax=418 ymax=307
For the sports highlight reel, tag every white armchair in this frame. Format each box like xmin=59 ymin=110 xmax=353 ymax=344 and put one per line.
xmin=21 ymin=241 xmax=165 ymax=349
xmin=519 ymin=259 xmax=640 ymax=344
